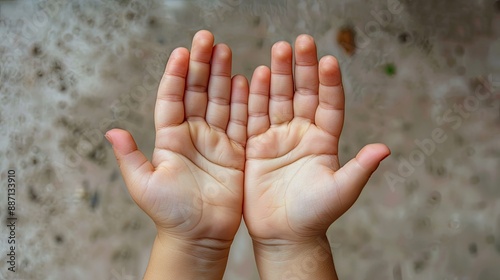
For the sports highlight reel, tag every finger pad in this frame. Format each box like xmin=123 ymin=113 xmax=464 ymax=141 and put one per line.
xmin=106 ymin=129 xmax=138 ymax=156
xmin=356 ymin=143 xmax=391 ymax=171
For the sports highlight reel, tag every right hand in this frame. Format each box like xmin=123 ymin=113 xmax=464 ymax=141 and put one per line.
xmin=243 ymin=34 xmax=390 ymax=244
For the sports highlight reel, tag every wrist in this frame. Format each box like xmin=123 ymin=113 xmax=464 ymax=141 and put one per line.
xmin=252 ymin=235 xmax=331 ymax=262
xmin=144 ymin=233 xmax=233 ymax=280
xmin=252 ymin=235 xmax=337 ymax=280
xmin=156 ymin=231 xmax=233 ymax=261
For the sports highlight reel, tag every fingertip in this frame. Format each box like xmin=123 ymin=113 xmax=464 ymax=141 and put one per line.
xmin=320 ymin=55 xmax=339 ymax=71
xmin=164 ymin=48 xmax=189 ymax=77
xmin=166 ymin=48 xmax=189 ymax=69
xmin=272 ymin=40 xmax=290 ymax=48
xmin=232 ymin=74 xmax=249 ymax=90
xmin=296 ymin=33 xmax=314 ymax=42
xmin=272 ymin=41 xmax=293 ymax=61
xmin=194 ymin=29 xmax=214 ymax=42
xmin=356 ymin=143 xmax=391 ymax=171
xmin=231 ymin=75 xmax=249 ymax=103
xmin=254 ymin=65 xmax=271 ymax=75
xmin=234 ymin=74 xmax=248 ymax=83
xmin=171 ymin=47 xmax=189 ymax=58
xmin=214 ymin=43 xmax=232 ymax=57
xmin=105 ymin=130 xmax=115 ymax=146
xmin=295 ymin=34 xmax=315 ymax=53
xmin=319 ymin=55 xmax=342 ymax=86
xmin=105 ymin=128 xmax=138 ymax=156
xmin=251 ymin=66 xmax=271 ymax=88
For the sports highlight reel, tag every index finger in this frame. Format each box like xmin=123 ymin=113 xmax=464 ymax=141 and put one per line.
xmin=154 ymin=47 xmax=190 ymax=131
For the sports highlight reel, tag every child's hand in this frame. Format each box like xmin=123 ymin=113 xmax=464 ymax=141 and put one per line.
xmin=106 ymin=30 xmax=248 ymax=279
xmin=244 ymin=35 xmax=390 ymax=279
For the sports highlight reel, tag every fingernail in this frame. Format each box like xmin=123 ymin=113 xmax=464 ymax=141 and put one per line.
xmin=104 ymin=132 xmax=113 ymax=146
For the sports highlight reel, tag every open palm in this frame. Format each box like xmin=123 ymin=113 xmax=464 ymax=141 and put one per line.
xmin=107 ymin=31 xmax=248 ymax=242
xmin=244 ymin=35 xmax=390 ymax=243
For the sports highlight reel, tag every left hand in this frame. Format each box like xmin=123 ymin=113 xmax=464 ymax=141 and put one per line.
xmin=106 ymin=30 xmax=249 ymax=247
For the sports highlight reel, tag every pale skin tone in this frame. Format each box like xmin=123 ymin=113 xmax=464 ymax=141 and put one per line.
xmin=106 ymin=30 xmax=390 ymax=279
xmin=245 ymin=34 xmax=390 ymax=280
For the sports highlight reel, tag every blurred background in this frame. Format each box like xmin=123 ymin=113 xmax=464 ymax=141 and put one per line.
xmin=0 ymin=0 xmax=499 ymax=279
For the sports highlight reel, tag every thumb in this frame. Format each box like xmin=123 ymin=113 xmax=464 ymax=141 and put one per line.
xmin=333 ymin=143 xmax=391 ymax=212
xmin=105 ymin=128 xmax=154 ymax=199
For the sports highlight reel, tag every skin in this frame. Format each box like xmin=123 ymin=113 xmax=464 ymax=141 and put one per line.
xmin=106 ymin=30 xmax=248 ymax=279
xmin=106 ymin=30 xmax=390 ymax=280
xmin=244 ymin=34 xmax=390 ymax=280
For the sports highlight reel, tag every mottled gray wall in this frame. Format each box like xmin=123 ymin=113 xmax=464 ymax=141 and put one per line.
xmin=0 ymin=0 xmax=499 ymax=279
